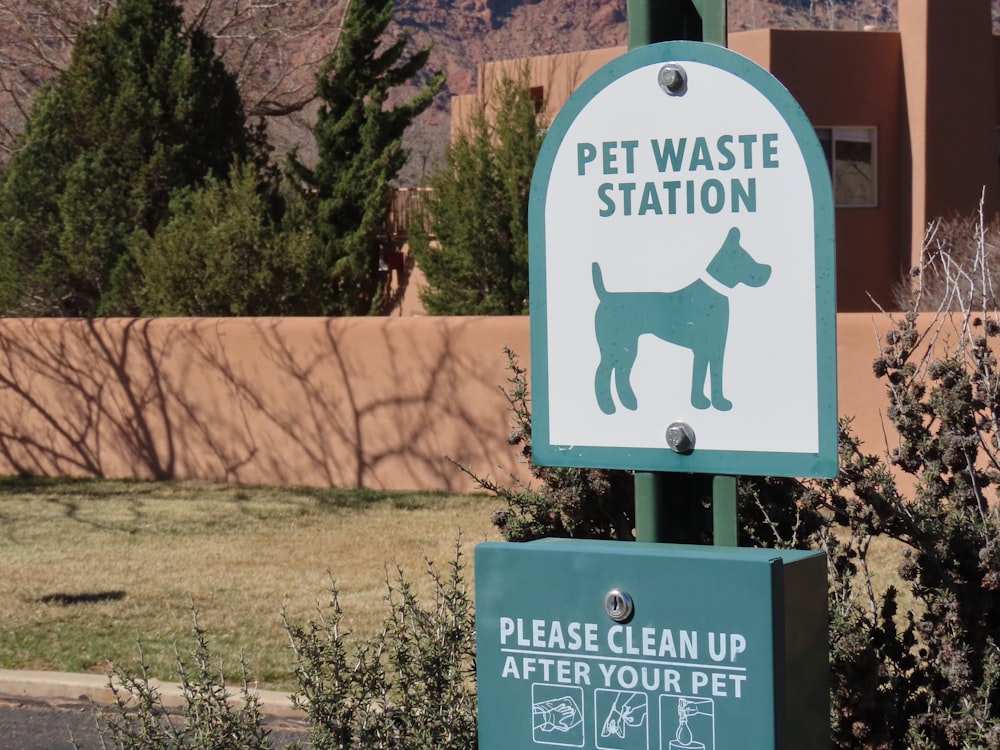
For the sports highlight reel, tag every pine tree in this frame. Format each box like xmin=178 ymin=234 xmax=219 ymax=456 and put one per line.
xmin=132 ymin=162 xmax=311 ymax=316
xmin=286 ymin=0 xmax=444 ymax=316
xmin=0 ymin=0 xmax=257 ymax=316
xmin=410 ymin=70 xmax=541 ymax=315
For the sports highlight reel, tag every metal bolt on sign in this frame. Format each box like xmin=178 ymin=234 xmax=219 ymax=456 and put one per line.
xmin=666 ymin=422 xmax=696 ymax=454
xmin=604 ymin=588 xmax=634 ymax=622
xmin=658 ymin=63 xmax=688 ymax=95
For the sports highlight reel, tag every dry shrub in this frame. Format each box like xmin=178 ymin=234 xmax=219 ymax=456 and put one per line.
xmin=895 ymin=207 xmax=1000 ymax=312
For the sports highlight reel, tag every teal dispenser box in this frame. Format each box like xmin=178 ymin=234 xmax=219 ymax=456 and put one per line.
xmin=475 ymin=540 xmax=828 ymax=750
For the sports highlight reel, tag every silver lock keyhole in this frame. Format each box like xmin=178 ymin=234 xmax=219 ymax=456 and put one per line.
xmin=604 ymin=588 xmax=634 ymax=623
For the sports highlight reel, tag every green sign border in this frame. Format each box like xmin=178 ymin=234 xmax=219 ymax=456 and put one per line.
xmin=528 ymin=41 xmax=838 ymax=479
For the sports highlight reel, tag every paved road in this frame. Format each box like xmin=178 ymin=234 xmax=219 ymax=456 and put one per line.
xmin=0 ymin=695 xmax=310 ymax=749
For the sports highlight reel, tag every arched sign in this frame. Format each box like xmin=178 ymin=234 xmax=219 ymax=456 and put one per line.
xmin=529 ymin=41 xmax=837 ymax=478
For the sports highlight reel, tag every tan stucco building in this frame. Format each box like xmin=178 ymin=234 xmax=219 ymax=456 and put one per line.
xmin=451 ymin=0 xmax=1000 ymax=311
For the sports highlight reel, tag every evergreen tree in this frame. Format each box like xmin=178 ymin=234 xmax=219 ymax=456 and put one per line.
xmin=286 ymin=0 xmax=444 ymax=317
xmin=131 ymin=162 xmax=311 ymax=316
xmin=0 ymin=0 xmax=257 ymax=316
xmin=410 ymin=70 xmax=541 ymax=315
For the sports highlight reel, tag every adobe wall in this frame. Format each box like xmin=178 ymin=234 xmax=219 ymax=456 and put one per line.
xmin=450 ymin=47 xmax=627 ymax=140
xmin=900 ymin=0 xmax=1000 ymax=270
xmin=732 ymin=28 xmax=906 ymax=311
xmin=0 ymin=317 xmax=531 ymax=492
xmin=0 ymin=314 xmax=953 ymax=494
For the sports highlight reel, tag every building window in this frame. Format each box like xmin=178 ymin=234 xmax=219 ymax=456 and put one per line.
xmin=816 ymin=127 xmax=877 ymax=207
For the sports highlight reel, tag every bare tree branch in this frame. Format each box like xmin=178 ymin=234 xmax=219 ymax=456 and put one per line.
xmin=0 ymin=0 xmax=350 ymax=166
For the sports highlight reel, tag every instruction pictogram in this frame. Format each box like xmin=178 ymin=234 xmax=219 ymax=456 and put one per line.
xmin=595 ymin=689 xmax=649 ymax=749
xmin=660 ymin=696 xmax=715 ymax=750
xmin=532 ymin=683 xmax=585 ymax=747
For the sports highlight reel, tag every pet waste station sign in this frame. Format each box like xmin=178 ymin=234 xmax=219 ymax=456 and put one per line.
xmin=475 ymin=40 xmax=834 ymax=750
xmin=528 ymin=41 xmax=837 ymax=479
xmin=476 ymin=540 xmax=828 ymax=750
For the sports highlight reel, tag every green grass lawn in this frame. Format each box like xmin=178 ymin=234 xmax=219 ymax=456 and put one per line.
xmin=0 ymin=476 xmax=911 ymax=697
xmin=0 ymin=477 xmax=497 ymax=689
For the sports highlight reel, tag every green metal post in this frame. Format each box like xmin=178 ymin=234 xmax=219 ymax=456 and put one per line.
xmin=633 ymin=473 xmax=672 ymax=543
xmin=712 ymin=475 xmax=738 ymax=546
xmin=628 ymin=0 xmax=732 ymax=546
xmin=635 ymin=472 xmax=713 ymax=544
xmin=627 ymin=0 xmax=726 ymax=49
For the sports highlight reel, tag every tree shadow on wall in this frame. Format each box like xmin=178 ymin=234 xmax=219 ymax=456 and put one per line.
xmin=0 ymin=319 xmax=177 ymax=479
xmin=0 ymin=317 xmax=522 ymax=492
xmin=180 ymin=317 xmax=517 ymax=490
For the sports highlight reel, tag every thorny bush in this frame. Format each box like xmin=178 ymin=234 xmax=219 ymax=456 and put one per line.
xmin=458 ymin=347 xmax=635 ymax=542
xmin=283 ymin=546 xmax=476 ymax=750
xmin=83 ymin=609 xmax=274 ymax=750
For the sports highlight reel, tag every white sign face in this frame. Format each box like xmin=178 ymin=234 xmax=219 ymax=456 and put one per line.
xmin=529 ymin=42 xmax=837 ymax=478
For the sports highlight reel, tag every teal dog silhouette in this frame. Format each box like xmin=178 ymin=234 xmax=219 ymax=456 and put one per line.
xmin=592 ymin=227 xmax=771 ymax=414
